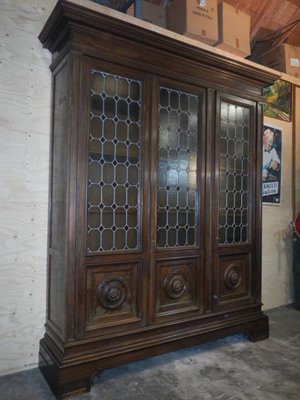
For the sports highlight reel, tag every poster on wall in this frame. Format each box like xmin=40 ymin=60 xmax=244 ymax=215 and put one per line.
xmin=262 ymin=124 xmax=282 ymax=205
xmin=263 ymin=80 xmax=292 ymax=122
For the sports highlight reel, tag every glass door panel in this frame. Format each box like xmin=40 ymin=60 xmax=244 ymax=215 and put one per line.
xmin=87 ymin=70 xmax=142 ymax=253
xmin=153 ymin=82 xmax=205 ymax=321
xmin=218 ymin=101 xmax=250 ymax=245
xmin=156 ymin=86 xmax=200 ymax=249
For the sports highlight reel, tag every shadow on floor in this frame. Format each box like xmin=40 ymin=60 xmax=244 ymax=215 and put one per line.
xmin=1 ymin=306 xmax=299 ymax=400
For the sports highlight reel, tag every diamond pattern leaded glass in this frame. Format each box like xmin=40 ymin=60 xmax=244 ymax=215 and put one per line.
xmin=219 ymin=102 xmax=250 ymax=245
xmin=157 ymin=86 xmax=199 ymax=248
xmin=87 ymin=70 xmax=142 ymax=252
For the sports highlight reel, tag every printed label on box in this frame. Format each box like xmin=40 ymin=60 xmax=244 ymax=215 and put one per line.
xmin=290 ymin=58 xmax=300 ymax=67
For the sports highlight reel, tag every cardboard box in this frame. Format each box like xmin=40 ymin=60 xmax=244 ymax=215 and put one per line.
xmin=262 ymin=43 xmax=300 ymax=78
xmin=127 ymin=1 xmax=167 ymax=29
xmin=167 ymin=0 xmax=218 ymax=45
xmin=215 ymin=2 xmax=250 ymax=58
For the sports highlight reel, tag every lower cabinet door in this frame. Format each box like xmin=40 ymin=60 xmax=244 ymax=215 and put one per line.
xmin=85 ymin=261 xmax=146 ymax=332
xmin=215 ymin=253 xmax=253 ymax=311
xmin=154 ymin=257 xmax=204 ymax=320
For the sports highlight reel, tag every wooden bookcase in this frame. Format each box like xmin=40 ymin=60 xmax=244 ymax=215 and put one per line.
xmin=38 ymin=1 xmax=278 ymax=398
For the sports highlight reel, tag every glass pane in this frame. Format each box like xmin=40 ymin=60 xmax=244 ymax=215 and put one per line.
xmin=87 ymin=70 xmax=142 ymax=252
xmin=157 ymin=86 xmax=200 ymax=248
xmin=218 ymin=102 xmax=250 ymax=245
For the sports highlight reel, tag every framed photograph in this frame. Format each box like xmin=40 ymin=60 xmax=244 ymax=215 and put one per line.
xmin=262 ymin=124 xmax=282 ymax=205
xmin=263 ymin=80 xmax=292 ymax=122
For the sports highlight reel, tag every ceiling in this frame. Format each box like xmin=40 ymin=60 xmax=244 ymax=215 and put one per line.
xmin=107 ymin=0 xmax=300 ymax=60
xmin=222 ymin=0 xmax=300 ymax=60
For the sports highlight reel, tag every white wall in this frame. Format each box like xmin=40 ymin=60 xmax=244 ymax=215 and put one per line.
xmin=0 ymin=0 xmax=55 ymax=375
xmin=262 ymin=117 xmax=294 ymax=310
xmin=0 ymin=0 xmax=295 ymax=376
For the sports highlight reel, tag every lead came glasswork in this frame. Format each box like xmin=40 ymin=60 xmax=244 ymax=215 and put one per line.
xmin=87 ymin=70 xmax=142 ymax=252
xmin=157 ymin=87 xmax=199 ymax=248
xmin=219 ymin=102 xmax=250 ymax=244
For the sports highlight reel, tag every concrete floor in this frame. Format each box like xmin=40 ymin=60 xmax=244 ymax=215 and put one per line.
xmin=1 ymin=306 xmax=300 ymax=400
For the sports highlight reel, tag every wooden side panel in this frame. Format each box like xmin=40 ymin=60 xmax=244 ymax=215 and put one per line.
xmin=47 ymin=61 xmax=69 ymax=337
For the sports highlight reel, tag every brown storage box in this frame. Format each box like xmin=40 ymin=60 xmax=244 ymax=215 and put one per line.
xmin=215 ymin=1 xmax=250 ymax=58
xmin=262 ymin=43 xmax=300 ymax=78
xmin=167 ymin=0 xmax=218 ymax=45
xmin=127 ymin=1 xmax=166 ymax=28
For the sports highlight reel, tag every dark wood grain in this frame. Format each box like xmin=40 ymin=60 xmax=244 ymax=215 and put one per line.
xmin=39 ymin=1 xmax=278 ymax=398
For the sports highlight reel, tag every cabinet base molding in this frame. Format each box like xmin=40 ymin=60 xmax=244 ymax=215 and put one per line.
xmin=39 ymin=313 xmax=268 ymax=399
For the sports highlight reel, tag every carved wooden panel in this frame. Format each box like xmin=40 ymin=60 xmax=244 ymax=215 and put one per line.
xmin=154 ymin=258 xmax=202 ymax=318
xmin=86 ymin=262 xmax=143 ymax=330
xmin=216 ymin=253 xmax=251 ymax=309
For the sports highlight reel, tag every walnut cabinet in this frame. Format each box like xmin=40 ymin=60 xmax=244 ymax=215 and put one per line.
xmin=39 ymin=1 xmax=278 ymax=398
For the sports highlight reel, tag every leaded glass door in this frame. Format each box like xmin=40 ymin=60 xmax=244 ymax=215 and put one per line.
xmin=150 ymin=78 xmax=206 ymax=322
xmin=87 ymin=69 xmax=142 ymax=253
xmin=77 ymin=60 xmax=150 ymax=336
xmin=214 ymin=94 xmax=257 ymax=311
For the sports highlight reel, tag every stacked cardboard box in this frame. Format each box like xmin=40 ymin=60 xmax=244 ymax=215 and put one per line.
xmin=127 ymin=1 xmax=251 ymax=59
xmin=262 ymin=43 xmax=300 ymax=78
xmin=127 ymin=0 xmax=167 ymax=28
xmin=215 ymin=2 xmax=251 ymax=58
xmin=167 ymin=0 xmax=219 ymax=46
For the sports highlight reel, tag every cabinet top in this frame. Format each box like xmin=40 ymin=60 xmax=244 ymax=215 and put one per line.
xmin=39 ymin=0 xmax=280 ymax=86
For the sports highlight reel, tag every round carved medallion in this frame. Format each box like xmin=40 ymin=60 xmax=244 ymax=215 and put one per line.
xmin=164 ymin=271 xmax=187 ymax=299
xmin=224 ymin=265 xmax=242 ymax=290
xmin=97 ymin=277 xmax=128 ymax=310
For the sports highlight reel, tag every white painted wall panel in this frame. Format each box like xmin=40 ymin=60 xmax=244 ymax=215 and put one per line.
xmin=0 ymin=0 xmax=56 ymax=375
xmin=262 ymin=117 xmax=294 ymax=310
